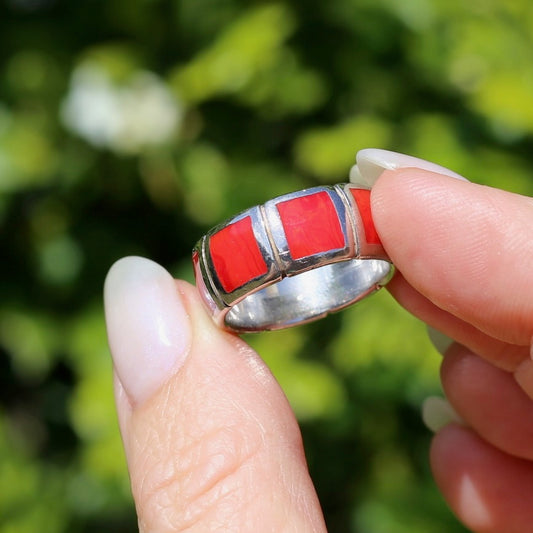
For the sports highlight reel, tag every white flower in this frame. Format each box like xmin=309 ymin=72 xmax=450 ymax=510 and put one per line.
xmin=61 ymin=64 xmax=182 ymax=154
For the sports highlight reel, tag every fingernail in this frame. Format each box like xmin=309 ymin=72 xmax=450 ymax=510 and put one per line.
xmin=104 ymin=256 xmax=191 ymax=405
xmin=422 ymin=396 xmax=465 ymax=433
xmin=427 ymin=326 xmax=454 ymax=356
xmin=514 ymin=358 xmax=533 ymax=401
xmin=349 ymin=148 xmax=468 ymax=187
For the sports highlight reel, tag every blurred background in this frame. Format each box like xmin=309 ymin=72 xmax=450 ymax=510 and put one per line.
xmin=2 ymin=0 xmax=533 ymax=531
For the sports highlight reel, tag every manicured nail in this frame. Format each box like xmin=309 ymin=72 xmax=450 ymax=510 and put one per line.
xmin=349 ymin=148 xmax=468 ymax=187
xmin=422 ymin=396 xmax=465 ymax=433
xmin=514 ymin=358 xmax=533 ymax=401
xmin=427 ymin=326 xmax=454 ymax=356
xmin=104 ymin=256 xmax=191 ymax=405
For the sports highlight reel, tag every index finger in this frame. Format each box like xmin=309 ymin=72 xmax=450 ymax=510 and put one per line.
xmin=371 ymin=169 xmax=533 ymax=346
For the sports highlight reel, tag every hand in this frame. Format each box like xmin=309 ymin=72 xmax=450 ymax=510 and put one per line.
xmin=104 ymin=153 xmax=533 ymax=533
xmin=371 ymin=166 xmax=533 ymax=533
xmin=104 ymin=257 xmax=326 ymax=532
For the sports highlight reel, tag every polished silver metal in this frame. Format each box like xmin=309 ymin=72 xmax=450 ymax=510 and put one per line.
xmin=193 ymin=184 xmax=393 ymax=332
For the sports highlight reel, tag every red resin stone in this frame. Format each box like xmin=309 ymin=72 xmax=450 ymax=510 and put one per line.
xmin=277 ymin=191 xmax=345 ymax=259
xmin=209 ymin=216 xmax=268 ymax=293
xmin=349 ymin=188 xmax=381 ymax=245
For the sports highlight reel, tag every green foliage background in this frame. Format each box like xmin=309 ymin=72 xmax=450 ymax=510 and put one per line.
xmin=2 ymin=0 xmax=533 ymax=531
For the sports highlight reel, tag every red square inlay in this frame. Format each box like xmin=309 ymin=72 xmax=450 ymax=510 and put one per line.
xmin=276 ymin=191 xmax=345 ymax=260
xmin=349 ymin=188 xmax=381 ymax=245
xmin=209 ymin=216 xmax=268 ymax=293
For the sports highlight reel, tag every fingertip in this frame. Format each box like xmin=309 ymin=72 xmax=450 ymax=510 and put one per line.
xmin=431 ymin=424 xmax=533 ymax=533
xmin=371 ymin=167 xmax=469 ymax=233
xmin=371 ymin=168 xmax=472 ymax=286
xmin=430 ymin=423 xmax=475 ymax=469
xmin=430 ymin=425 xmax=494 ymax=532
xmin=372 ymin=168 xmax=533 ymax=346
xmin=430 ymin=424 xmax=473 ymax=494
xmin=119 ymin=280 xmax=327 ymax=533
xmin=104 ymin=256 xmax=192 ymax=406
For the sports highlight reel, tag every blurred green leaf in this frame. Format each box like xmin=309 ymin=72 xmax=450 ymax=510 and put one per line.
xmin=294 ymin=116 xmax=392 ymax=180
xmin=0 ymin=111 xmax=58 ymax=193
xmin=0 ymin=310 xmax=58 ymax=382
xmin=170 ymin=4 xmax=296 ymax=102
xmin=248 ymin=327 xmax=347 ymax=420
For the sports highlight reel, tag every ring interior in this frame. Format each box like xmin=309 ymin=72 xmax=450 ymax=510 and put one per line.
xmin=224 ymin=259 xmax=392 ymax=332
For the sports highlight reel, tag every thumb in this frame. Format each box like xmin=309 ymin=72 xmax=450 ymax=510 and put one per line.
xmin=104 ymin=257 xmax=326 ymax=533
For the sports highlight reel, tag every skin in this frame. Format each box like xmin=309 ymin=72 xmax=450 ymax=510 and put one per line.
xmin=373 ymin=169 xmax=533 ymax=533
xmin=111 ymin=168 xmax=533 ymax=532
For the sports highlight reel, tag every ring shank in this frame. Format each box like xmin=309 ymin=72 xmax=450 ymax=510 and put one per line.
xmin=223 ymin=258 xmax=392 ymax=331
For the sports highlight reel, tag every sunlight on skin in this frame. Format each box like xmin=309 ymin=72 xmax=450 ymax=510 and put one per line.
xmin=459 ymin=474 xmax=492 ymax=530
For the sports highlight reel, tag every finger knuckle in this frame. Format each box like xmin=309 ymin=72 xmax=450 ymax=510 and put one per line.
xmin=134 ymin=421 xmax=263 ymax=532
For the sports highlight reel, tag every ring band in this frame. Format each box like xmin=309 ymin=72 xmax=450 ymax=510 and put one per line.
xmin=193 ymin=184 xmax=393 ymax=332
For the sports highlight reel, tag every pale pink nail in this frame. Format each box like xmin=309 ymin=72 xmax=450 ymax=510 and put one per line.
xmin=104 ymin=256 xmax=191 ymax=405
xmin=350 ymin=148 xmax=468 ymax=187
xmin=422 ymin=396 xmax=465 ymax=433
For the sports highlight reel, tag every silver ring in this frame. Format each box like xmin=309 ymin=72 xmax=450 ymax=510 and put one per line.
xmin=193 ymin=183 xmax=393 ymax=332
